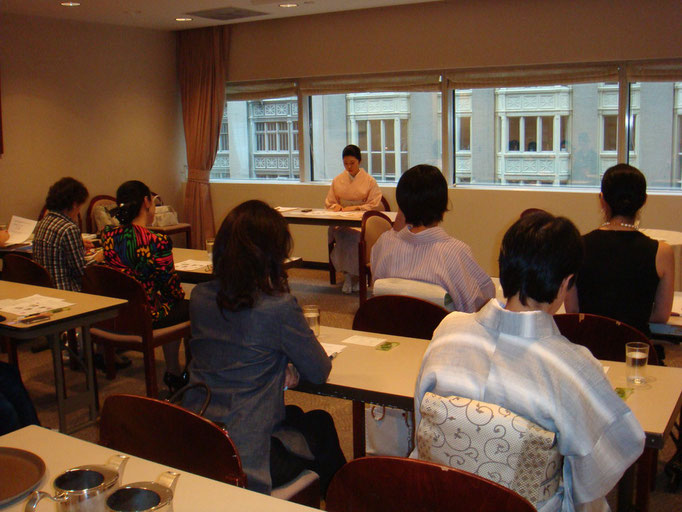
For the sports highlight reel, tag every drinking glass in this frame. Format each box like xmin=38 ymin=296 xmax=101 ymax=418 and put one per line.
xmin=303 ymin=305 xmax=320 ymax=336
xmin=625 ymin=342 xmax=649 ymax=385
xmin=205 ymin=238 xmax=215 ymax=262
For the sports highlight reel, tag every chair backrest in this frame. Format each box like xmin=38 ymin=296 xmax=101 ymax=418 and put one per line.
xmin=417 ymin=393 xmax=562 ymax=508
xmin=82 ymin=265 xmax=152 ymax=336
xmin=359 ymin=211 xmax=393 ymax=264
xmin=2 ymin=253 xmax=53 ymax=287
xmin=553 ymin=313 xmax=658 ymax=364
xmin=325 ymin=456 xmax=535 ymax=512
xmin=373 ymin=278 xmax=454 ymax=311
xmin=86 ymin=195 xmax=117 ymax=233
xmin=379 ymin=196 xmax=390 ymax=212
xmin=352 ymin=295 xmax=448 ymax=340
xmin=100 ymin=394 xmax=247 ymax=487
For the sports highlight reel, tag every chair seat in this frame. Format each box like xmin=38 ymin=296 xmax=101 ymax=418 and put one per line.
xmin=271 ymin=469 xmax=320 ymax=506
xmin=90 ymin=320 xmax=191 ymax=346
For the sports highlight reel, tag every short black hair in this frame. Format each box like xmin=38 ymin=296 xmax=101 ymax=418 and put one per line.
xmin=214 ymin=200 xmax=292 ymax=312
xmin=112 ymin=180 xmax=151 ymax=225
xmin=396 ymin=164 xmax=448 ymax=227
xmin=499 ymin=212 xmax=583 ymax=306
xmin=45 ymin=177 xmax=89 ymax=212
xmin=342 ymin=144 xmax=362 ymax=161
xmin=601 ymin=164 xmax=647 ymax=219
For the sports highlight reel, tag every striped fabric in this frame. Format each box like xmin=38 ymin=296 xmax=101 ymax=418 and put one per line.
xmin=33 ymin=211 xmax=86 ymax=291
xmin=101 ymin=224 xmax=184 ymax=321
xmin=414 ymin=299 xmax=645 ymax=512
xmin=370 ymin=226 xmax=494 ymax=313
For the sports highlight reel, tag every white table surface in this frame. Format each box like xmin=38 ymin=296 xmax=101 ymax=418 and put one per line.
xmin=316 ymin=326 xmax=682 ymax=448
xmin=277 ymin=207 xmax=398 ymax=227
xmin=0 ymin=426 xmax=317 ymax=512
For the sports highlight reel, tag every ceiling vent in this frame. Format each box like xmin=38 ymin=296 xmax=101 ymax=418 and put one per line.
xmin=187 ymin=7 xmax=268 ymax=21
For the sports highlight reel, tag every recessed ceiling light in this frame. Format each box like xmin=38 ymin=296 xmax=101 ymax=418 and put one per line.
xmin=60 ymin=2 xmax=81 ymax=6
xmin=175 ymin=17 xmax=193 ymax=22
xmin=279 ymin=3 xmax=299 ymax=7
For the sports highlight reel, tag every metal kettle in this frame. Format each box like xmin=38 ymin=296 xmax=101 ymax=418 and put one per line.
xmin=105 ymin=471 xmax=180 ymax=512
xmin=25 ymin=454 xmax=129 ymax=512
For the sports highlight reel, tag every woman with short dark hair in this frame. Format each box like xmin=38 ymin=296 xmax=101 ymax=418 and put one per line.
xmin=565 ymin=164 xmax=674 ymax=338
xmin=184 ymin=200 xmax=345 ymax=496
xmin=325 ymin=144 xmax=383 ymax=293
xmin=34 ymin=177 xmax=101 ymax=291
xmin=371 ymin=165 xmax=494 ymax=312
xmin=101 ymin=180 xmax=188 ymax=391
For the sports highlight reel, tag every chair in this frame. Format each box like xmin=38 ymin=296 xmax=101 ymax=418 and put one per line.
xmin=325 ymin=456 xmax=536 ymax=512
xmin=81 ymin=265 xmax=191 ymax=397
xmin=329 ymin=196 xmax=390 ymax=285
xmin=417 ymin=393 xmax=562 ymax=509
xmin=1 ymin=254 xmax=54 ymax=365
xmin=86 ymin=194 xmax=117 ymax=233
xmin=99 ymin=394 xmax=247 ymax=487
xmin=553 ymin=313 xmax=659 ymax=364
xmin=100 ymin=394 xmax=321 ymax=507
xmin=353 ymin=295 xmax=449 ymax=340
xmin=358 ymin=210 xmax=393 ymax=303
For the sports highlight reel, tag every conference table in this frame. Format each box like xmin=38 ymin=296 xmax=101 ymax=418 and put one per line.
xmin=0 ymin=426 xmax=317 ymax=512
xmin=276 ymin=207 xmax=398 ymax=227
xmin=0 ymin=281 xmax=126 ymax=434
xmin=172 ymin=248 xmax=302 ymax=284
xmin=301 ymin=325 xmax=682 ymax=512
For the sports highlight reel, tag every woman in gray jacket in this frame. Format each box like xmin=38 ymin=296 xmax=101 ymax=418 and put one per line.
xmin=184 ymin=200 xmax=345 ymax=495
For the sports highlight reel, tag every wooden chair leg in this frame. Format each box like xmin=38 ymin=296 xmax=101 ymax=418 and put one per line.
xmin=142 ymin=346 xmax=158 ymax=398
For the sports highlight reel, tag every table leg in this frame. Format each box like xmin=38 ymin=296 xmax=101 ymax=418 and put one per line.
xmin=48 ymin=333 xmax=67 ymax=432
xmin=636 ymin=448 xmax=655 ymax=512
xmin=81 ymin=326 xmax=99 ymax=420
xmin=352 ymin=400 xmax=365 ymax=459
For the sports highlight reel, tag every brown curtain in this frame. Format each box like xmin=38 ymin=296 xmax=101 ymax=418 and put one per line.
xmin=177 ymin=26 xmax=229 ymax=249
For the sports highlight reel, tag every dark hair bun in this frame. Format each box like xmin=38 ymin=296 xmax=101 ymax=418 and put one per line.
xmin=601 ymin=164 xmax=647 ymax=218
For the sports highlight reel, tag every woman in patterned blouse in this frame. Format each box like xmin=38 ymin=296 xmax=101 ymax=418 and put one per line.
xmin=101 ymin=180 xmax=188 ymax=393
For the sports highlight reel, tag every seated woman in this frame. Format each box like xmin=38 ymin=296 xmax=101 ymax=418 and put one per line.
xmin=183 ymin=200 xmax=345 ymax=495
xmin=102 ymin=180 xmax=188 ymax=391
xmin=326 ymin=144 xmax=383 ymax=293
xmin=565 ymin=164 xmax=674 ymax=340
xmin=371 ymin=164 xmax=495 ymax=313
xmin=0 ymin=361 xmax=40 ymax=436
xmin=34 ymin=177 xmax=102 ymax=291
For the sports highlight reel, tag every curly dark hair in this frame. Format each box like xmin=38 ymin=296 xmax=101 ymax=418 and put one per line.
xmin=45 ymin=177 xmax=88 ymax=212
xmin=213 ymin=200 xmax=292 ymax=312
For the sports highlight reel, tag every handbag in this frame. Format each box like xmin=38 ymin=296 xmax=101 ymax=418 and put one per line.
xmin=152 ymin=205 xmax=179 ymax=227
xmin=365 ymin=404 xmax=414 ymax=457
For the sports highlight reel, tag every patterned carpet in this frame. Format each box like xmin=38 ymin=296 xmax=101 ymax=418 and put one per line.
xmin=9 ymin=267 xmax=682 ymax=509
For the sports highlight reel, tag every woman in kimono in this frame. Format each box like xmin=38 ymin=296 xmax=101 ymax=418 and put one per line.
xmin=325 ymin=144 xmax=383 ymax=293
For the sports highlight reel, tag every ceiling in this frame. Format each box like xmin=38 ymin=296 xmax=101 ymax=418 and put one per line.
xmin=1 ymin=0 xmax=443 ymax=31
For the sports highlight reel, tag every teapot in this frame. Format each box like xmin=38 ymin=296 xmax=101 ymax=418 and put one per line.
xmin=105 ymin=471 xmax=180 ymax=512
xmin=25 ymin=454 xmax=129 ymax=512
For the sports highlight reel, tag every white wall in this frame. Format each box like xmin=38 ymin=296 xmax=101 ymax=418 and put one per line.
xmin=0 ymin=14 xmax=186 ymax=224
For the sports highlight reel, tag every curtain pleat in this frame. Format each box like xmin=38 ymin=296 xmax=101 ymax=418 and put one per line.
xmin=178 ymin=26 xmax=229 ymax=249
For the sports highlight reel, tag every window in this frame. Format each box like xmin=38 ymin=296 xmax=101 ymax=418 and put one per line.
xmin=309 ymin=92 xmax=441 ymax=182
xmin=209 ymin=97 xmax=299 ymax=181
xmin=210 ymin=64 xmax=682 ymax=190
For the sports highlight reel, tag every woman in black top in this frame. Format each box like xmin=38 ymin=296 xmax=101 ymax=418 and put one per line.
xmin=565 ymin=164 xmax=673 ymax=337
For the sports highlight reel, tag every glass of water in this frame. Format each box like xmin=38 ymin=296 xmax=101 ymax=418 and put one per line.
xmin=303 ymin=305 xmax=320 ymax=336
xmin=205 ymin=238 xmax=215 ymax=262
xmin=625 ymin=342 xmax=649 ymax=385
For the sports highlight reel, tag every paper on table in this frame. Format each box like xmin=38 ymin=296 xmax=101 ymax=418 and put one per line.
xmin=5 ymin=216 xmax=37 ymax=245
xmin=275 ymin=206 xmax=297 ymax=212
xmin=341 ymin=335 xmax=386 ymax=347
xmin=175 ymin=260 xmax=210 ymax=271
xmin=321 ymin=342 xmax=347 ymax=359
xmin=0 ymin=295 xmax=74 ymax=316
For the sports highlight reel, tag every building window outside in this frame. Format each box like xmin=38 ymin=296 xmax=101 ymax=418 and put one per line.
xmin=209 ymin=77 xmax=682 ymax=190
